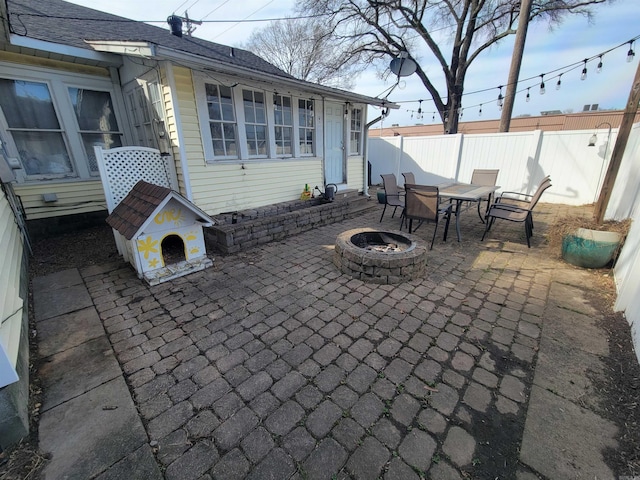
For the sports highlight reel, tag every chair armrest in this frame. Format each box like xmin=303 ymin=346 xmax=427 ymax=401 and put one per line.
xmin=488 ymin=203 xmax=532 ymax=214
xmin=496 ymin=191 xmax=533 ymax=206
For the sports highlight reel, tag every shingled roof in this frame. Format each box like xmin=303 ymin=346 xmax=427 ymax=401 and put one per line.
xmin=6 ymin=0 xmax=295 ymax=79
xmin=106 ymin=180 xmax=213 ymax=240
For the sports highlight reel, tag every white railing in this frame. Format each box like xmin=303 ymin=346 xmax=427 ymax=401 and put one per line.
xmin=369 ymin=124 xmax=640 ymax=362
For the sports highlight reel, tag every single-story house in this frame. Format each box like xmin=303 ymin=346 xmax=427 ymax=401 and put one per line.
xmin=0 ymin=0 xmax=394 ymax=446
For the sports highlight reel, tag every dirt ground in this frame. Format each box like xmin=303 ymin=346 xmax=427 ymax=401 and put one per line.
xmin=1 ymin=224 xmax=639 ymax=479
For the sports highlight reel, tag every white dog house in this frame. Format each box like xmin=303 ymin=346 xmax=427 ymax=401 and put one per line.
xmin=106 ymin=180 xmax=214 ymax=285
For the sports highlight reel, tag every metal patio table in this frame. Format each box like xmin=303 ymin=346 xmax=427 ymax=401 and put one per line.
xmin=437 ymin=182 xmax=501 ymax=241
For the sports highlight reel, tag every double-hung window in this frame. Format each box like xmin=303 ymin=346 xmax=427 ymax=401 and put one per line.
xmin=68 ymin=87 xmax=122 ymax=173
xmin=0 ymin=74 xmax=124 ymax=180
xmin=349 ymin=107 xmax=363 ymax=155
xmin=298 ymin=99 xmax=314 ymax=156
xmin=273 ymin=94 xmax=292 ymax=156
xmin=0 ymin=79 xmax=72 ymax=177
xmin=206 ymin=84 xmax=238 ymax=158
xmin=242 ymin=89 xmax=267 ymax=157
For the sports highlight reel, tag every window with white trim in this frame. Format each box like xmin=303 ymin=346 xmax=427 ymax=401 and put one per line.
xmin=205 ymin=83 xmax=238 ymax=158
xmin=69 ymin=87 xmax=122 ymax=173
xmin=298 ymin=99 xmax=314 ymax=155
xmin=0 ymin=70 xmax=126 ymax=182
xmin=349 ymin=107 xmax=363 ymax=155
xmin=0 ymin=79 xmax=72 ymax=176
xmin=273 ymin=94 xmax=292 ymax=156
xmin=242 ymin=89 xmax=267 ymax=157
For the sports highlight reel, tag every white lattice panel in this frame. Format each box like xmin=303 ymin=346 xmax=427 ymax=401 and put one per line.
xmin=95 ymin=146 xmax=178 ymax=212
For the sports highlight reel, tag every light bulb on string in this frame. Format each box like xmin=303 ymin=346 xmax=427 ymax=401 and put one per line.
xmin=432 ymin=112 xmax=435 ymax=122
xmin=417 ymin=100 xmax=423 ymax=120
xmin=596 ymin=56 xmax=603 ymax=73
xmin=628 ymin=41 xmax=636 ymax=63
xmin=497 ymin=86 xmax=503 ymax=109
xmin=556 ymin=74 xmax=562 ymax=91
xmin=539 ymin=75 xmax=545 ymax=95
xmin=581 ymin=59 xmax=588 ymax=80
xmin=526 ymin=88 xmax=530 ymax=102
xmin=459 ymin=108 xmax=463 ymax=119
xmin=478 ymin=104 xmax=482 ymax=117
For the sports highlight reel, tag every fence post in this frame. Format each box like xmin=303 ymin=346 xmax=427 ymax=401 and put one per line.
xmin=453 ymin=133 xmax=464 ymax=181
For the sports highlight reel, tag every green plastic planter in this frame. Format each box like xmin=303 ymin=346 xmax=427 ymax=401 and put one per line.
xmin=377 ymin=191 xmax=386 ymax=204
xmin=561 ymin=228 xmax=622 ymax=269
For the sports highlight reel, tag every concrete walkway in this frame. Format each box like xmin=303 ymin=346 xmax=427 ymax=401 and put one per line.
xmin=32 ymin=201 xmax=629 ymax=479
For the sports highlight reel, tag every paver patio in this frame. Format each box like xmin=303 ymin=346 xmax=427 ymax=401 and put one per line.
xmin=33 ymin=199 xmax=634 ymax=479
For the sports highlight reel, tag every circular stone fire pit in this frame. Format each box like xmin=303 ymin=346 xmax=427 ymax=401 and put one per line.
xmin=334 ymin=228 xmax=428 ymax=284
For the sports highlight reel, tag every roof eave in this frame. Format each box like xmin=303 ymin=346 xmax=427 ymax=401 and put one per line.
xmin=153 ymin=45 xmax=397 ymax=109
xmin=9 ymin=34 xmax=122 ymax=66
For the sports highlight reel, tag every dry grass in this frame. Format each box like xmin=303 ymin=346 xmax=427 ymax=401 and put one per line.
xmin=547 ymin=215 xmax=632 ymax=259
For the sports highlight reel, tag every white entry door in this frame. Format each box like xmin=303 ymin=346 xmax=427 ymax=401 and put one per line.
xmin=324 ymin=102 xmax=345 ymax=185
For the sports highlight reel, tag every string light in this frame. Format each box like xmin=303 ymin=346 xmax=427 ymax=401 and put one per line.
xmin=539 ymin=74 xmax=545 ymax=95
xmin=525 ymin=88 xmax=530 ymax=102
xmin=596 ymin=55 xmax=603 ymax=73
xmin=478 ymin=104 xmax=482 ymax=117
xmin=556 ymin=74 xmax=562 ymax=90
xmin=497 ymin=86 xmax=503 ymax=110
xmin=417 ymin=100 xmax=423 ymax=120
xmin=581 ymin=59 xmax=588 ymax=80
xmin=459 ymin=108 xmax=463 ymax=119
xmin=628 ymin=41 xmax=636 ymax=63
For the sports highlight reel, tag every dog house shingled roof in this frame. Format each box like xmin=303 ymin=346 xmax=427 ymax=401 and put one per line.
xmin=106 ymin=180 xmax=204 ymax=240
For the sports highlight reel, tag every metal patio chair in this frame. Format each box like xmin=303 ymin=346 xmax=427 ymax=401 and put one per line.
xmin=470 ymin=168 xmax=500 ymax=220
xmin=402 ymin=172 xmax=416 ymax=186
xmin=380 ymin=174 xmax=405 ymax=222
xmin=481 ymin=178 xmax=552 ymax=247
xmin=401 ymin=184 xmax=452 ymax=250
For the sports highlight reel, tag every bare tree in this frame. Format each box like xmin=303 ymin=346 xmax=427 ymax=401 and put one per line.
xmin=244 ymin=17 xmax=365 ymax=89
xmin=297 ymin=0 xmax=610 ymax=133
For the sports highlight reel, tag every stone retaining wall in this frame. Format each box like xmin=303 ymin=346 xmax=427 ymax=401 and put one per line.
xmin=205 ymin=194 xmax=373 ymax=254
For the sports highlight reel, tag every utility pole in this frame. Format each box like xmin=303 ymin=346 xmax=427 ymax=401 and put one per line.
xmin=499 ymin=0 xmax=532 ymax=132
xmin=593 ymin=59 xmax=640 ymax=224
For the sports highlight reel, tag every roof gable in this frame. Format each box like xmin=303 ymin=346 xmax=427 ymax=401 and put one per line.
xmin=106 ymin=180 xmax=213 ymax=240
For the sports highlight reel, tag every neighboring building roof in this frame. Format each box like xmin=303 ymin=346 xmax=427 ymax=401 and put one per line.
xmin=4 ymin=0 xmax=396 ymax=108
xmin=106 ymin=180 xmax=213 ymax=240
xmin=370 ymin=110 xmax=640 ymax=137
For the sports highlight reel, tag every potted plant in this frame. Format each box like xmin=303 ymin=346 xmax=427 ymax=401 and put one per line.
xmin=548 ymin=215 xmax=631 ymax=269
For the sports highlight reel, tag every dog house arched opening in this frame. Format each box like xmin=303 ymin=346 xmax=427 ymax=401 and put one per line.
xmin=161 ymin=234 xmax=186 ymax=266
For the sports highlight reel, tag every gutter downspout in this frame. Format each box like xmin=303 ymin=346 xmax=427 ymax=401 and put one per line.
xmin=163 ymin=61 xmax=193 ymax=201
xmin=364 ymin=110 xmax=387 ymax=197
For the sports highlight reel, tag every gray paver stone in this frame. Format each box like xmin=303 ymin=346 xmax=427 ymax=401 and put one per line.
xmin=147 ymin=401 xmax=194 ymax=440
xmin=442 ymin=426 xmax=476 ymax=467
xmin=391 ymin=393 xmax=420 ymax=426
xmin=302 ymin=438 xmax=348 ymax=480
xmin=372 ymin=418 xmax=402 ymax=449
xmin=429 ymin=460 xmax=463 ymax=480
xmin=347 ymin=436 xmax=390 ymax=480
xmin=384 ymin=457 xmax=420 ymax=480
xmin=414 ymin=359 xmax=441 ymax=384
xmin=236 ymin=371 xmax=273 ymax=401
xmin=186 ymin=410 xmax=220 ymax=438
xmin=296 ymin=384 xmax=323 ymax=409
xmin=157 ymin=430 xmax=190 ymax=466
xmin=347 ymin=364 xmax=378 ymax=393
xmin=272 ymin=371 xmax=306 ymax=401
xmin=213 ymin=407 xmax=259 ymax=450
xmin=451 ymin=351 xmax=474 ymax=372
xmin=246 ymin=448 xmax=296 ymax=480
xmin=351 ymin=392 xmax=384 ymax=428
xmin=463 ymin=382 xmax=492 ymax=412
xmin=331 ymin=385 xmax=359 ymax=410
xmin=500 ymin=375 xmax=527 ymax=403
xmin=333 ymin=415 xmax=366 ymax=450
xmin=282 ymin=426 xmax=316 ymax=461
xmin=250 ymin=391 xmax=280 ymax=419
xmin=306 ymin=400 xmax=342 ymax=438
xmin=210 ymin=448 xmax=250 ymax=480
xmin=314 ymin=364 xmax=345 ymax=392
xmin=398 ymin=429 xmax=436 ymax=472
xmin=265 ymin=400 xmax=305 ymax=436
xmin=240 ymin=426 xmax=274 ymax=462
xmin=417 ymin=408 xmax=447 ymax=434
xmin=190 ymin=377 xmax=231 ymax=409
xmin=164 ymin=441 xmax=219 ymax=480
xmin=213 ymin=392 xmax=244 ymax=420
xmin=429 ymin=383 xmax=459 ymax=416
xmin=384 ymin=358 xmax=412 ymax=384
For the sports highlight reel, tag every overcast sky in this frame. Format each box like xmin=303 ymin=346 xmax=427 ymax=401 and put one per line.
xmin=67 ymin=0 xmax=639 ymax=127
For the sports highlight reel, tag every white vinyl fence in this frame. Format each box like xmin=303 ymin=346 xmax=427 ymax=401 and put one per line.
xmin=369 ymin=124 xmax=640 ymax=362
